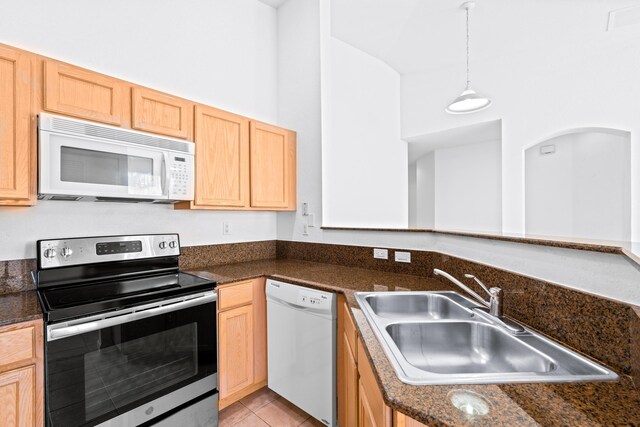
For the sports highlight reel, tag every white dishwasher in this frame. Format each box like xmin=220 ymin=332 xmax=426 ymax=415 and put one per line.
xmin=266 ymin=279 xmax=337 ymax=427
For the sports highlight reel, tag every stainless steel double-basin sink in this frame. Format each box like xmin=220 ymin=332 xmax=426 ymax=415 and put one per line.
xmin=355 ymin=291 xmax=618 ymax=385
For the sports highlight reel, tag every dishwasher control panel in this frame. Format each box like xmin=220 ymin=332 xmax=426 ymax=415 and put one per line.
xmin=297 ymin=290 xmax=331 ymax=309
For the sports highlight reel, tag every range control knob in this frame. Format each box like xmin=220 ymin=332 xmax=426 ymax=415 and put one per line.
xmin=169 ymin=241 xmax=178 ymax=249
xmin=159 ymin=241 xmax=168 ymax=250
xmin=60 ymin=247 xmax=73 ymax=258
xmin=43 ymin=248 xmax=57 ymax=259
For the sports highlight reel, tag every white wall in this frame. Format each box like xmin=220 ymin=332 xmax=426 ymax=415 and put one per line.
xmin=275 ymin=0 xmax=640 ymax=307
xmin=322 ymin=37 xmax=407 ymax=228
xmin=402 ymin=35 xmax=640 ymax=242
xmin=0 ymin=0 xmax=278 ymax=121
xmin=434 ymin=140 xmax=502 ymax=233
xmin=525 ymin=130 xmax=631 ymax=241
xmin=0 ymin=0 xmax=279 ymax=260
xmin=276 ymin=0 xmax=323 ymax=241
xmin=414 ymin=152 xmax=435 ymax=228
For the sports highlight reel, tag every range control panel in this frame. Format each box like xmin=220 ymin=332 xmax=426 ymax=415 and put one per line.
xmin=38 ymin=234 xmax=180 ymax=269
xmin=96 ymin=240 xmax=143 ymax=256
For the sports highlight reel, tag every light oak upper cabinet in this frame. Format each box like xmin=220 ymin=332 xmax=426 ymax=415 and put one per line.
xmin=131 ymin=87 xmax=193 ymax=139
xmin=249 ymin=121 xmax=296 ymax=210
xmin=192 ymin=106 xmax=250 ymax=208
xmin=43 ymin=61 xmax=126 ymax=126
xmin=0 ymin=45 xmax=32 ymax=205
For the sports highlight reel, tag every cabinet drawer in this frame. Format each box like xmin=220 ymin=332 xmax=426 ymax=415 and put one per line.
xmin=0 ymin=326 xmax=35 ymax=370
xmin=343 ymin=302 xmax=358 ymax=359
xmin=219 ymin=281 xmax=254 ymax=311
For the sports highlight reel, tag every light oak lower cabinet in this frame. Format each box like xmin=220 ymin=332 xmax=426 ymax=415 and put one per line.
xmin=217 ymin=278 xmax=267 ymax=409
xmin=357 ymin=339 xmax=392 ymax=427
xmin=0 ymin=45 xmax=34 ymax=206
xmin=0 ymin=366 xmax=36 ymax=427
xmin=219 ymin=304 xmax=254 ymax=398
xmin=394 ymin=412 xmax=429 ymax=427
xmin=338 ymin=298 xmax=427 ymax=427
xmin=0 ymin=320 xmax=44 ymax=427
xmin=338 ymin=297 xmax=360 ymax=427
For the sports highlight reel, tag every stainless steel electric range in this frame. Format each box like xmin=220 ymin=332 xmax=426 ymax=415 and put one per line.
xmin=35 ymin=234 xmax=218 ymax=427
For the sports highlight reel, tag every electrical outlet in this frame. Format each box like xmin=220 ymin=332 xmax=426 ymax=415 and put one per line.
xmin=302 ymin=223 xmax=309 ymax=236
xmin=395 ymin=251 xmax=411 ymax=263
xmin=373 ymin=248 xmax=388 ymax=259
xmin=223 ymin=222 xmax=231 ymax=235
xmin=302 ymin=202 xmax=309 ymax=216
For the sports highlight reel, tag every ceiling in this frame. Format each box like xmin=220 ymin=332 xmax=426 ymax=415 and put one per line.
xmin=331 ymin=0 xmax=640 ymax=75
xmin=258 ymin=0 xmax=288 ymax=9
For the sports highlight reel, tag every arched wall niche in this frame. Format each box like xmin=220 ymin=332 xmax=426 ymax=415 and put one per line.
xmin=524 ymin=127 xmax=631 ymax=241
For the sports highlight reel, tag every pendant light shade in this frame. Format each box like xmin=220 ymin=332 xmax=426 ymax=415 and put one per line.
xmin=446 ymin=1 xmax=491 ymax=114
xmin=445 ymin=89 xmax=492 ymax=114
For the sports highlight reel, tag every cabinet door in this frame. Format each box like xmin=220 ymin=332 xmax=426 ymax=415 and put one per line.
xmin=394 ymin=411 xmax=429 ymax=427
xmin=0 ymin=45 xmax=32 ymax=203
xmin=0 ymin=366 xmax=35 ymax=427
xmin=357 ymin=339 xmax=392 ymax=427
xmin=194 ymin=106 xmax=249 ymax=207
xmin=218 ymin=305 xmax=254 ymax=398
xmin=344 ymin=333 xmax=359 ymax=427
xmin=358 ymin=379 xmax=378 ymax=427
xmin=131 ymin=87 xmax=193 ymax=139
xmin=249 ymin=122 xmax=296 ymax=209
xmin=43 ymin=61 xmax=125 ymax=126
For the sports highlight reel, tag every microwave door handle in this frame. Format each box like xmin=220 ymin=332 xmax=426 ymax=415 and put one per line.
xmin=160 ymin=153 xmax=169 ymax=197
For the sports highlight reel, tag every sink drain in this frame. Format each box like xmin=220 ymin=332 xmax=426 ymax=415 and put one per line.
xmin=448 ymin=389 xmax=491 ymax=417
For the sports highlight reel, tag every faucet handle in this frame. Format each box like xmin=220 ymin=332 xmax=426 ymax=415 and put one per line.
xmin=464 ymin=274 xmax=493 ymax=297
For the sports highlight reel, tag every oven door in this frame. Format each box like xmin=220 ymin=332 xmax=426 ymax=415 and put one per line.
xmin=45 ymin=291 xmax=217 ymax=427
xmin=39 ymin=129 xmax=168 ymax=199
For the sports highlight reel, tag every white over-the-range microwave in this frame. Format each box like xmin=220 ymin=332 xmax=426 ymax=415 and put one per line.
xmin=38 ymin=113 xmax=195 ymax=203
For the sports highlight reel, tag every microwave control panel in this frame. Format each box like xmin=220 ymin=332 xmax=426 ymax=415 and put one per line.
xmin=168 ymin=154 xmax=195 ymax=201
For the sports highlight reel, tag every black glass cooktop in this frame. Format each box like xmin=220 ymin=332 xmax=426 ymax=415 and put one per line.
xmin=39 ymin=272 xmax=215 ymax=322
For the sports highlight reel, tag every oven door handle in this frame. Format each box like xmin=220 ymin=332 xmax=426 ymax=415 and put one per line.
xmin=47 ymin=290 xmax=217 ymax=341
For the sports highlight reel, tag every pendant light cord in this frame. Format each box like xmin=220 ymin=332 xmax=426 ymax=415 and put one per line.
xmin=466 ymin=5 xmax=470 ymax=90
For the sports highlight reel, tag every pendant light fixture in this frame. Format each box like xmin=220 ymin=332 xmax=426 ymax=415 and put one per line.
xmin=446 ymin=1 xmax=492 ymax=114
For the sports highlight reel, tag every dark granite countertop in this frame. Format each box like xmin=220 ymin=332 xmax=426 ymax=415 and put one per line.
xmin=0 ymin=290 xmax=42 ymax=327
xmin=189 ymin=258 xmax=640 ymax=426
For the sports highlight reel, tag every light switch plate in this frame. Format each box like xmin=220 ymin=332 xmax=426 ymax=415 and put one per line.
xmin=395 ymin=251 xmax=411 ymax=263
xmin=373 ymin=248 xmax=388 ymax=259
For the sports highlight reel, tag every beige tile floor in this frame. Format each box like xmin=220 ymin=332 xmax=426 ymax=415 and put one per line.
xmin=219 ymin=387 xmax=326 ymax=427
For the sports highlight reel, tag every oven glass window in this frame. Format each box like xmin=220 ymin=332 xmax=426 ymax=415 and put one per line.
xmin=60 ymin=146 xmax=154 ymax=187
xmin=46 ymin=302 xmax=216 ymax=427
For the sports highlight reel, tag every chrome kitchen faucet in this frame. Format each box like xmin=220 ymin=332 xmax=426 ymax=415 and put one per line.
xmin=433 ymin=268 xmax=524 ymax=333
